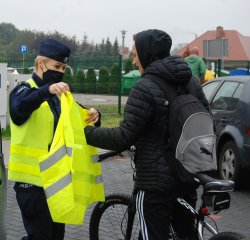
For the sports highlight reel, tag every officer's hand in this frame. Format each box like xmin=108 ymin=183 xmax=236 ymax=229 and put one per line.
xmin=85 ymin=108 xmax=99 ymax=124
xmin=49 ymin=82 xmax=69 ymax=95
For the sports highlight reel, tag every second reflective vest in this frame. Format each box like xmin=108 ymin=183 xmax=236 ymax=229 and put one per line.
xmin=39 ymin=92 xmax=104 ymax=225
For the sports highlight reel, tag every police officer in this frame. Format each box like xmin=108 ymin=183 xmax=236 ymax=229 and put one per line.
xmin=8 ymin=39 xmax=100 ymax=240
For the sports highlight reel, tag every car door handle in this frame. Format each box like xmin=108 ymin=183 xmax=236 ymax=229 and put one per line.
xmin=220 ymin=118 xmax=227 ymax=124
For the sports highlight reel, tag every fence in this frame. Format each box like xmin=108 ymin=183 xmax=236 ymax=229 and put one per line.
xmin=0 ymin=55 xmax=122 ymax=76
xmin=204 ymin=59 xmax=250 ymax=76
xmin=1 ymin=55 xmax=126 ymax=114
xmin=2 ymin=56 xmax=250 ymax=112
xmin=2 ymin=55 xmax=249 ymax=77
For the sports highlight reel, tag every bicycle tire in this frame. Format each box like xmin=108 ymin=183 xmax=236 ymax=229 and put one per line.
xmin=89 ymin=193 xmax=140 ymax=240
xmin=208 ymin=232 xmax=247 ymax=240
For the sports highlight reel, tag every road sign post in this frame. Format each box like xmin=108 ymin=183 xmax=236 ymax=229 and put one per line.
xmin=20 ymin=44 xmax=28 ymax=73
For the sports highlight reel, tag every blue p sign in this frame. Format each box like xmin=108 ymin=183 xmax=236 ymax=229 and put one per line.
xmin=20 ymin=44 xmax=28 ymax=54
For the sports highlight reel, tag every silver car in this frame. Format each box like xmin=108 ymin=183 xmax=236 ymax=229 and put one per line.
xmin=0 ymin=124 xmax=6 ymax=239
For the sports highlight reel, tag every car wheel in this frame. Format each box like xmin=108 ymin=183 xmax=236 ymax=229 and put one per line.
xmin=219 ymin=141 xmax=241 ymax=184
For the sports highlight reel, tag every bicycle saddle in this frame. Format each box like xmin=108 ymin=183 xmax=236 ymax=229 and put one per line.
xmin=195 ymin=173 xmax=235 ymax=192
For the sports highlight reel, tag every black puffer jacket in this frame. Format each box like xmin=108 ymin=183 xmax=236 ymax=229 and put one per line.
xmin=85 ymin=55 xmax=209 ymax=192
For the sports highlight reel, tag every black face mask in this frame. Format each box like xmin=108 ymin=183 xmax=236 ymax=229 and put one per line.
xmin=43 ymin=69 xmax=64 ymax=84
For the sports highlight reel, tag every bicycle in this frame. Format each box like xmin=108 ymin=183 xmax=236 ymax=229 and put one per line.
xmin=89 ymin=149 xmax=246 ymax=240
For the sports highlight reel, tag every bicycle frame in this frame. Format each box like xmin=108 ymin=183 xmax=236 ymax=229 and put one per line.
xmin=169 ymin=197 xmax=218 ymax=240
xmin=121 ymin=191 xmax=219 ymax=240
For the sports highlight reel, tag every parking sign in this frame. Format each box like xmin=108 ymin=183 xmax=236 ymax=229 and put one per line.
xmin=20 ymin=44 xmax=28 ymax=54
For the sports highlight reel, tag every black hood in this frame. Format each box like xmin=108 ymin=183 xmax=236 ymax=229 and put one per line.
xmin=142 ymin=55 xmax=192 ymax=85
xmin=134 ymin=29 xmax=172 ymax=69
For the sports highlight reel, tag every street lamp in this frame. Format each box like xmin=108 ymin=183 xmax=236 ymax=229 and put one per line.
xmin=118 ymin=30 xmax=127 ymax=115
xmin=121 ymin=30 xmax=127 ymax=73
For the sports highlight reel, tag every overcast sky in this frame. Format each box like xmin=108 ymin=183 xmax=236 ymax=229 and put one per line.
xmin=1 ymin=0 xmax=249 ymax=49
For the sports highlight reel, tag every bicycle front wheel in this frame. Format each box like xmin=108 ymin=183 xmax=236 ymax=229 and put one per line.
xmin=208 ymin=232 xmax=246 ymax=240
xmin=89 ymin=193 xmax=140 ymax=240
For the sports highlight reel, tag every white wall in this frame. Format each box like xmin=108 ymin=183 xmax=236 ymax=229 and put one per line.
xmin=0 ymin=63 xmax=32 ymax=129
xmin=7 ymin=73 xmax=32 ymax=95
xmin=0 ymin=64 xmax=7 ymax=129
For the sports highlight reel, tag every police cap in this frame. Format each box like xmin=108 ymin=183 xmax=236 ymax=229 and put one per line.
xmin=39 ymin=39 xmax=70 ymax=64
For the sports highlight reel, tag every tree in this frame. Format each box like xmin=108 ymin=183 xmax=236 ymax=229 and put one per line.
xmin=76 ymin=69 xmax=85 ymax=82
xmin=0 ymin=22 xmax=131 ymax=61
xmin=0 ymin=23 xmax=19 ymax=44
xmin=77 ymin=33 xmax=96 ymax=57
xmin=45 ymin=30 xmax=78 ymax=55
xmin=73 ymin=69 xmax=85 ymax=93
xmin=97 ymin=67 xmax=109 ymax=94
xmin=109 ymin=63 xmax=120 ymax=94
xmin=85 ymin=67 xmax=97 ymax=93
xmin=23 ymin=67 xmax=30 ymax=74
xmin=113 ymin=38 xmax=119 ymax=56
xmin=63 ymin=67 xmax=73 ymax=90
xmin=124 ymin=59 xmax=133 ymax=74
xmin=99 ymin=39 xmax=106 ymax=56
xmin=105 ymin=37 xmax=112 ymax=56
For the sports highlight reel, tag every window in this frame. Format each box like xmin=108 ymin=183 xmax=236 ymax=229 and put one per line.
xmin=202 ymin=81 xmax=221 ymax=102
xmin=227 ymin=83 xmax=244 ymax=111
xmin=211 ymin=81 xmax=240 ymax=111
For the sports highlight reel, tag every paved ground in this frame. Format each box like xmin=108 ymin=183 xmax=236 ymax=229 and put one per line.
xmin=2 ymin=139 xmax=250 ymax=240
xmin=72 ymin=93 xmax=128 ymax=106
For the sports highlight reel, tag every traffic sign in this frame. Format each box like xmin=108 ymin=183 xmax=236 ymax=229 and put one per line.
xmin=20 ymin=44 xmax=28 ymax=54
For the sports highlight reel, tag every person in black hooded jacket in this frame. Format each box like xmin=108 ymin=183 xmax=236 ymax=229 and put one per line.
xmin=84 ymin=29 xmax=209 ymax=240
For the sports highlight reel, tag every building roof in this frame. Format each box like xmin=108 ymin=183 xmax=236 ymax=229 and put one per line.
xmin=176 ymin=27 xmax=250 ymax=61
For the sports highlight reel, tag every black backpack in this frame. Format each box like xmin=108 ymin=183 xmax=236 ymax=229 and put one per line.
xmin=154 ymin=76 xmax=217 ymax=184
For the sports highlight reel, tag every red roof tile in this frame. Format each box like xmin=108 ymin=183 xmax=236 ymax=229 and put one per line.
xmin=176 ymin=27 xmax=250 ymax=61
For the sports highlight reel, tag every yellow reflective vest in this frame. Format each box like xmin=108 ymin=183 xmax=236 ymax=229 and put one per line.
xmin=39 ymin=91 xmax=104 ymax=224
xmin=8 ymin=78 xmax=54 ymax=186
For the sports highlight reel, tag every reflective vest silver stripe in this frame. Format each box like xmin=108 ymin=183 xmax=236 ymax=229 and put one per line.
xmin=44 ymin=172 xmax=102 ymax=199
xmin=40 ymin=145 xmax=102 ymax=199
xmin=40 ymin=145 xmax=72 ymax=172
xmin=45 ymin=173 xmax=72 ymax=198
xmin=44 ymin=173 xmax=102 ymax=199
xmin=73 ymin=171 xmax=103 ymax=184
xmin=96 ymin=175 xmax=103 ymax=184
xmin=92 ymin=155 xmax=99 ymax=163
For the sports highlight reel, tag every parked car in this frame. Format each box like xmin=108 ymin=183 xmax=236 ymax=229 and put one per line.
xmin=202 ymin=76 xmax=250 ymax=186
xmin=0 ymin=124 xmax=6 ymax=239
